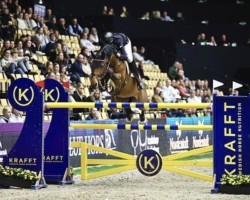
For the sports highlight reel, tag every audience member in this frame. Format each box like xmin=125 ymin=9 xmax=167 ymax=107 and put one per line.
xmin=197 ymin=33 xmax=207 ymax=45
xmin=27 ymin=7 xmax=33 ymax=18
xmin=151 ymin=87 xmax=164 ymax=103
xmin=176 ymin=69 xmax=189 ymax=81
xmin=46 ymin=71 xmax=56 ymax=79
xmin=141 ymin=12 xmax=150 ymax=20
xmin=207 ymin=36 xmax=217 ymax=46
xmin=9 ymin=108 xmax=23 ymax=122
xmin=17 ymin=12 xmax=27 ymax=30
xmin=44 ymin=61 xmax=54 ymax=75
xmin=175 ymin=12 xmax=185 ymax=22
xmin=45 ymin=33 xmax=57 ymax=56
xmin=68 ymin=18 xmax=83 ymax=38
xmin=23 ymin=12 xmax=37 ymax=30
xmin=44 ymin=8 xmax=53 ymax=23
xmin=54 ymin=52 xmax=70 ymax=68
xmin=57 ymin=18 xmax=68 ymax=35
xmin=70 ymin=54 xmax=90 ymax=83
xmin=168 ymin=61 xmax=179 ymax=80
xmin=0 ymin=39 xmax=11 ymax=56
xmin=120 ymin=6 xmax=129 ymax=18
xmin=88 ymin=27 xmax=100 ymax=46
xmin=177 ymin=82 xmax=190 ymax=98
xmin=47 ymin=16 xmax=58 ymax=32
xmin=101 ymin=5 xmax=108 ymax=15
xmin=48 ymin=42 xmax=62 ymax=62
xmin=161 ymin=11 xmax=174 ymax=22
xmin=87 ymin=89 xmax=102 ymax=103
xmin=1 ymin=49 xmax=24 ymax=75
xmin=152 ymin=10 xmax=161 ymax=20
xmin=219 ymin=34 xmax=231 ymax=47
xmin=0 ymin=106 xmax=12 ymax=123
xmin=72 ymin=83 xmax=89 ymax=117
xmin=1 ymin=7 xmax=15 ymax=40
xmin=12 ymin=49 xmax=31 ymax=73
xmin=33 ymin=27 xmax=49 ymax=52
xmin=132 ymin=46 xmax=144 ymax=63
xmin=108 ymin=7 xmax=115 ymax=16
xmin=79 ymin=32 xmax=96 ymax=51
xmin=86 ymin=108 xmax=102 ymax=120
xmin=162 ymin=79 xmax=179 ymax=103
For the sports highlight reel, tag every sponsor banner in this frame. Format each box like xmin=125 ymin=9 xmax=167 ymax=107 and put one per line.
xmin=70 ymin=120 xmax=119 ymax=167
xmin=4 ymin=78 xmax=44 ymax=173
xmin=43 ymin=79 xmax=70 ymax=182
xmin=0 ymin=123 xmax=50 ymax=165
xmin=213 ymin=96 xmax=250 ymax=188
xmin=118 ymin=119 xmax=170 ymax=156
xmin=0 ymin=117 xmax=212 ymax=168
xmin=166 ymin=117 xmax=212 ymax=153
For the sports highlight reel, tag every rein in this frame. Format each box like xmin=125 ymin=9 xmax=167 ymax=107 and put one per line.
xmin=92 ymin=54 xmax=131 ymax=96
xmin=92 ymin=55 xmax=113 ymax=91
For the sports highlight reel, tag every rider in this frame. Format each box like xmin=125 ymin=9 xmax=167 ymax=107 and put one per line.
xmin=103 ymin=32 xmax=145 ymax=90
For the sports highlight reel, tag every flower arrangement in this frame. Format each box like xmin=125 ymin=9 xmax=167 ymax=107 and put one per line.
xmin=221 ymin=174 xmax=250 ymax=186
xmin=0 ymin=164 xmax=39 ymax=183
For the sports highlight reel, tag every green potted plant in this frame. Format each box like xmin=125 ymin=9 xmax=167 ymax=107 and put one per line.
xmin=220 ymin=174 xmax=250 ymax=194
xmin=0 ymin=164 xmax=39 ymax=188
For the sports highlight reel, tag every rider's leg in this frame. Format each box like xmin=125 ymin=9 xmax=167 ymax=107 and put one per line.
xmin=122 ymin=41 xmax=146 ymax=90
xmin=128 ymin=61 xmax=145 ymax=90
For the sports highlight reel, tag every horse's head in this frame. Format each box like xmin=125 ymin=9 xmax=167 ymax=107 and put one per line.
xmin=90 ymin=44 xmax=118 ymax=91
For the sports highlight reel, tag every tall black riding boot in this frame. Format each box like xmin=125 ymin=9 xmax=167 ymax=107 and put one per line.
xmin=129 ymin=61 xmax=145 ymax=90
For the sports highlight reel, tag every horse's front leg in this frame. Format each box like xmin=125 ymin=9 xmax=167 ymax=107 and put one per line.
xmin=125 ymin=108 xmax=133 ymax=122
xmin=139 ymin=110 xmax=147 ymax=123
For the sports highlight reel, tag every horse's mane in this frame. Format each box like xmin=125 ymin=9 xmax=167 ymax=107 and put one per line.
xmin=98 ymin=44 xmax=117 ymax=59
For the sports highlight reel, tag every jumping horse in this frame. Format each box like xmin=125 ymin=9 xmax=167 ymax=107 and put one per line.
xmin=90 ymin=44 xmax=148 ymax=121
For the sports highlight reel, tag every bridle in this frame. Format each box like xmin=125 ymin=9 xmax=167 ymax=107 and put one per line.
xmin=91 ymin=55 xmax=113 ymax=91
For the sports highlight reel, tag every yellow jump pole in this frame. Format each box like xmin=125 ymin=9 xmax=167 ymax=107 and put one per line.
xmin=70 ymin=124 xmax=213 ymax=131
xmin=46 ymin=102 xmax=211 ymax=109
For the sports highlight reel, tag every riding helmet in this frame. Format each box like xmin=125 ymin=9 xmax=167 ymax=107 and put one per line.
xmin=104 ymin=32 xmax=113 ymax=44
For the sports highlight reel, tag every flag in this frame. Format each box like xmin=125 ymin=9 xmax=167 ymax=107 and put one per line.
xmin=232 ymin=81 xmax=243 ymax=91
xmin=212 ymin=80 xmax=224 ymax=89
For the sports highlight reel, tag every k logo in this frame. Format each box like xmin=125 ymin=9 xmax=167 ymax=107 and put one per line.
xmin=136 ymin=149 xmax=162 ymax=176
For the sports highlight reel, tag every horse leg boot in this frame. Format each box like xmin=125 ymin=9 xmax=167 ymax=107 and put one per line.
xmin=129 ymin=61 xmax=145 ymax=90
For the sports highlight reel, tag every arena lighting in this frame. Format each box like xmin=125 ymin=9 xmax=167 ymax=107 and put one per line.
xmin=38 ymin=0 xmax=43 ymax=4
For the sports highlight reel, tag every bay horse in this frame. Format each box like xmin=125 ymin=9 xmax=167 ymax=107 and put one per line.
xmin=90 ymin=44 xmax=148 ymax=121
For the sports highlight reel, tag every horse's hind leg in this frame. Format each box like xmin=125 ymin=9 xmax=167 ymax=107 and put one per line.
xmin=139 ymin=110 xmax=146 ymax=123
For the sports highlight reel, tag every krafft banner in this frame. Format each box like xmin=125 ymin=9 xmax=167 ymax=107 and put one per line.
xmin=213 ymin=95 xmax=250 ymax=190
xmin=0 ymin=123 xmax=50 ymax=165
xmin=3 ymin=78 xmax=44 ymax=174
xmin=43 ymin=79 xmax=70 ymax=182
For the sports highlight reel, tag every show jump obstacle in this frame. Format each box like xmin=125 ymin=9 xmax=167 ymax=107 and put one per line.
xmin=3 ymin=78 xmax=73 ymax=189
xmin=3 ymin=78 xmax=250 ymax=193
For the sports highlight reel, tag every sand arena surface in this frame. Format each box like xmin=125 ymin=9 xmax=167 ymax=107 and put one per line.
xmin=1 ymin=169 xmax=250 ymax=200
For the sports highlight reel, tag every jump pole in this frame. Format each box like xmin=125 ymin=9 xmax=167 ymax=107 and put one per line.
xmin=46 ymin=102 xmax=211 ymax=109
xmin=71 ymin=124 xmax=213 ymax=131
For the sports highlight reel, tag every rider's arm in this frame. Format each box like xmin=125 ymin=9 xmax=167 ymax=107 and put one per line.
xmin=117 ymin=47 xmax=128 ymax=61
